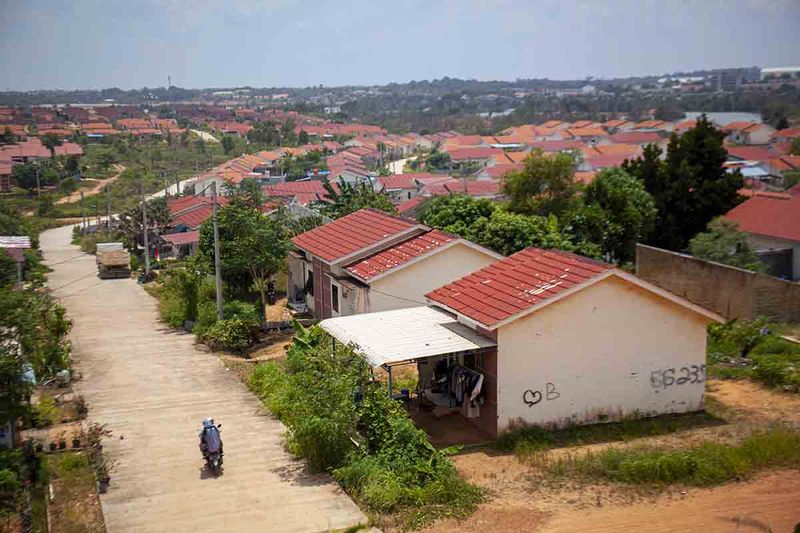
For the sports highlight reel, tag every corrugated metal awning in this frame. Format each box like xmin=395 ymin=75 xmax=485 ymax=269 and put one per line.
xmin=319 ymin=306 xmax=496 ymax=367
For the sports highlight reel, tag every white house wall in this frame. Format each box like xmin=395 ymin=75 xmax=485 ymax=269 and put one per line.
xmin=495 ymin=276 xmax=709 ymax=433
xmin=369 ymin=243 xmax=497 ymax=313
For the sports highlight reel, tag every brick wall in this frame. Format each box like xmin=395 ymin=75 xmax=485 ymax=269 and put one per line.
xmin=636 ymin=244 xmax=800 ymax=323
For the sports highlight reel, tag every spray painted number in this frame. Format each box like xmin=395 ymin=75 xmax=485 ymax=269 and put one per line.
xmin=650 ymin=365 xmax=706 ymax=391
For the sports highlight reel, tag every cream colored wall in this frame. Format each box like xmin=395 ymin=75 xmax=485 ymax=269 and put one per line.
xmin=496 ymin=276 xmax=709 ymax=433
xmin=368 ymin=243 xmax=497 ymax=313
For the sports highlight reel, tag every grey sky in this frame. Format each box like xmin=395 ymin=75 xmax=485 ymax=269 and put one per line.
xmin=1 ymin=0 xmax=799 ymax=91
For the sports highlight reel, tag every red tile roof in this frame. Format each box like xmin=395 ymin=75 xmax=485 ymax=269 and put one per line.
xmin=726 ymin=146 xmax=775 ymax=162
xmin=528 ymin=140 xmax=584 ymax=152
xmin=379 ymin=174 xmax=417 ymax=190
xmin=421 ymin=179 xmax=501 ymax=197
xmin=427 ymin=248 xmax=613 ymax=328
xmin=345 ymin=229 xmax=455 ymax=281
xmin=292 ymin=208 xmax=421 ymax=263
xmin=584 ymin=153 xmax=631 ymax=170
xmin=172 ymin=205 xmax=213 ymax=230
xmin=446 ymin=147 xmax=505 ymax=162
xmin=608 ymin=131 xmax=662 ymax=144
xmin=725 ymin=193 xmax=800 ymax=242
xmin=397 ymin=195 xmax=427 ymax=217
xmin=162 ymin=230 xmax=199 ymax=246
xmin=771 ymin=127 xmax=800 ymax=140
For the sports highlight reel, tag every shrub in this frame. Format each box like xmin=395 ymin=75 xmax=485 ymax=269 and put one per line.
xmin=59 ymin=453 xmax=89 ymax=472
xmin=245 ymin=323 xmax=483 ymax=527
xmin=751 ymin=353 xmax=800 ymax=391
xmin=707 ymin=317 xmax=769 ymax=359
xmin=202 ymin=317 xmax=260 ymax=351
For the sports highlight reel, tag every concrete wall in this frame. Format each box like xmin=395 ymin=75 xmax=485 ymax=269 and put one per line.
xmin=495 ymin=276 xmax=709 ymax=433
xmin=636 ymin=244 xmax=800 ymax=322
xmin=368 ymin=243 xmax=497 ymax=313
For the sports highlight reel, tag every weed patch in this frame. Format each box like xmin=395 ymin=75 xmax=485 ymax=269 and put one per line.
xmin=537 ymin=427 xmax=800 ymax=487
xmin=495 ymin=411 xmax=723 ymax=458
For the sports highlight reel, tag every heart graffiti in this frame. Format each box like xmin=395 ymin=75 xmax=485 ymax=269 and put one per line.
xmin=523 ymin=389 xmax=542 ymax=407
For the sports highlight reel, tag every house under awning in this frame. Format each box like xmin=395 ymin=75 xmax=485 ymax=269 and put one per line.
xmin=319 ymin=306 xmax=496 ymax=368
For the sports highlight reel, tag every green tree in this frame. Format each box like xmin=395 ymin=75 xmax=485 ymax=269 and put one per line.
xmin=195 ymin=138 xmax=206 ymax=154
xmin=0 ymin=288 xmax=72 ymax=426
xmin=198 ymin=203 xmax=291 ymax=308
xmin=624 ymin=116 xmax=743 ymax=251
xmin=321 ymin=180 xmax=397 ymax=219
xmin=417 ymin=194 xmax=496 ymax=236
xmin=468 ymin=210 xmax=573 ymax=256
xmin=424 ymin=150 xmax=451 ymax=171
xmin=568 ymin=168 xmax=656 ymax=263
xmin=688 ymin=217 xmax=765 ymax=272
xmin=40 ymin=133 xmax=63 ymax=156
xmin=11 ymin=163 xmax=38 ymax=192
xmin=790 ymin=137 xmax=800 ymax=156
xmin=221 ymin=135 xmax=236 ymax=155
xmin=503 ymin=149 xmax=578 ymax=218
xmin=298 ymin=130 xmax=310 ymax=145
xmin=116 ymin=197 xmax=170 ymax=254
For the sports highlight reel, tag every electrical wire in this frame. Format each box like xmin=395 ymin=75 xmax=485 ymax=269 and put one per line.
xmin=367 ymin=287 xmax=428 ymax=305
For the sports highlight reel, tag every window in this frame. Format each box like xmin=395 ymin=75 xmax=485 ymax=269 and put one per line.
xmin=331 ymin=283 xmax=340 ymax=313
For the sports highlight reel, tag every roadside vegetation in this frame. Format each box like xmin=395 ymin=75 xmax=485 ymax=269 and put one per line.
xmin=707 ymin=318 xmax=800 ymax=392
xmin=246 ymin=322 xmax=483 ymax=529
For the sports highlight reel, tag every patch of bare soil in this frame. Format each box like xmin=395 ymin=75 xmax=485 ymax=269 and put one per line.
xmin=707 ymin=378 xmax=800 ymax=425
xmin=414 ymin=379 xmax=800 ymax=533
xmin=246 ymin=332 xmax=294 ymax=362
xmin=264 ymin=297 xmax=291 ymax=322
xmin=540 ymin=470 xmax=800 ymax=533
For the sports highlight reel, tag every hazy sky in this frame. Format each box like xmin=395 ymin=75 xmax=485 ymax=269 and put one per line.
xmin=1 ymin=0 xmax=799 ymax=91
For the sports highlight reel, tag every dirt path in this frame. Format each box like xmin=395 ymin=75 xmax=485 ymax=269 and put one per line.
xmin=707 ymin=378 xmax=800 ymax=425
xmin=40 ymin=225 xmax=367 ymax=533
xmin=417 ymin=379 xmax=800 ymax=533
xmin=57 ymin=164 xmax=125 ymax=205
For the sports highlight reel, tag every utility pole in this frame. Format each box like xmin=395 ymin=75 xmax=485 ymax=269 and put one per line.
xmin=80 ymin=191 xmax=86 ymax=231
xmin=211 ymin=181 xmax=224 ymax=321
xmin=140 ymin=185 xmax=151 ymax=275
xmin=175 ymin=174 xmax=181 ymax=196
xmin=35 ymin=163 xmax=40 ymax=200
xmin=106 ymin=185 xmax=112 ymax=230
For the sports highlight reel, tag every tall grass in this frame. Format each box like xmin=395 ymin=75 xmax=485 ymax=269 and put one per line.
xmin=539 ymin=427 xmax=800 ymax=487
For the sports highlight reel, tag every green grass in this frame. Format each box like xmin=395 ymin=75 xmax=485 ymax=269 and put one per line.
xmin=495 ymin=411 xmax=724 ymax=459
xmin=537 ymin=427 xmax=800 ymax=487
xmin=707 ymin=319 xmax=800 ymax=392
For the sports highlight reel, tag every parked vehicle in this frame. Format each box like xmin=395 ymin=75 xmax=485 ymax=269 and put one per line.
xmin=96 ymin=242 xmax=131 ymax=279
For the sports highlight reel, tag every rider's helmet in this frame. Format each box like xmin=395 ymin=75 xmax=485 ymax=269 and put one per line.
xmin=202 ymin=417 xmax=214 ymax=429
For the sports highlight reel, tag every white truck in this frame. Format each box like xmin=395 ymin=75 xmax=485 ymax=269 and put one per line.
xmin=96 ymin=242 xmax=131 ymax=279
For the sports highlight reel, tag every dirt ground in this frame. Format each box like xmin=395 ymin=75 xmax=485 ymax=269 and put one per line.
xmin=56 ymin=164 xmax=125 ymax=205
xmin=416 ymin=378 xmax=800 ymax=533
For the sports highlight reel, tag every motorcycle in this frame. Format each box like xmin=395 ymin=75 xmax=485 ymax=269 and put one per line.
xmin=200 ymin=422 xmax=223 ymax=476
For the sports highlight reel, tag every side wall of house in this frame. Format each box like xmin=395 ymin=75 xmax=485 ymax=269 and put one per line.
xmin=312 ymin=258 xmax=333 ymax=319
xmin=368 ymin=243 xmax=497 ymax=313
xmin=495 ymin=276 xmax=709 ymax=433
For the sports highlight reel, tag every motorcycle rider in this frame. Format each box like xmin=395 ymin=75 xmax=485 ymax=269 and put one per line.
xmin=198 ymin=417 xmax=223 ymax=462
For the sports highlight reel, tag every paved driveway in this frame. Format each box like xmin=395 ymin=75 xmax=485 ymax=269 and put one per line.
xmin=40 ymin=225 xmax=367 ymax=532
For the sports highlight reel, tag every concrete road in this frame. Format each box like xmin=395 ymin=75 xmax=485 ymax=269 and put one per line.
xmin=40 ymin=225 xmax=368 ymax=533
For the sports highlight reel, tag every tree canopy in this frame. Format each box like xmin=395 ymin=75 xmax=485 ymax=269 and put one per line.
xmin=567 ymin=168 xmax=656 ymax=263
xmin=688 ymin=217 xmax=765 ymax=272
xmin=623 ymin=115 xmax=743 ymax=251
xmin=198 ymin=203 xmax=292 ymax=303
xmin=320 ymin=180 xmax=397 ymax=219
xmin=417 ymin=194 xmax=599 ymax=257
xmin=503 ymin=149 xmax=578 ymax=218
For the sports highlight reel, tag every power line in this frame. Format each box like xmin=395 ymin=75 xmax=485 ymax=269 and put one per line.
xmin=368 ymin=287 xmax=428 ymax=305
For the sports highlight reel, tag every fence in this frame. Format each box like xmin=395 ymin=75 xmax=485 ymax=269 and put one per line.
xmin=635 ymin=244 xmax=800 ymax=323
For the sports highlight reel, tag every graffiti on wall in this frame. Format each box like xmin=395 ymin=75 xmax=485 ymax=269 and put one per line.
xmin=523 ymin=382 xmax=560 ymax=407
xmin=650 ymin=364 xmax=706 ymax=392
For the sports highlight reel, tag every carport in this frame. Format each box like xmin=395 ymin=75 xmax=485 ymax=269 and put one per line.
xmin=320 ymin=306 xmax=498 ymax=444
